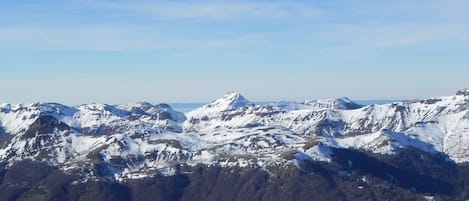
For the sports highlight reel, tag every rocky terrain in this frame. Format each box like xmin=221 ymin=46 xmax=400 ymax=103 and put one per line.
xmin=1 ymin=89 xmax=469 ymax=200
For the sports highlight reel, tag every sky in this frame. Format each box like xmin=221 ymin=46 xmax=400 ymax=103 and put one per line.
xmin=0 ymin=0 xmax=468 ymax=105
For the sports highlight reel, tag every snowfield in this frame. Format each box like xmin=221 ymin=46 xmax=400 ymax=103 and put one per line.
xmin=0 ymin=89 xmax=468 ymax=180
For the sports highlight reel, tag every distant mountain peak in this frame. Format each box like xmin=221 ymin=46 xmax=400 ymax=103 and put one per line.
xmin=1 ymin=90 xmax=469 ymax=182
xmin=334 ymin=97 xmax=362 ymax=109
xmin=457 ymin=88 xmax=469 ymax=96
xmin=205 ymin=92 xmax=253 ymax=111
xmin=295 ymin=97 xmax=361 ymax=110
xmin=0 ymin=103 xmax=11 ymax=113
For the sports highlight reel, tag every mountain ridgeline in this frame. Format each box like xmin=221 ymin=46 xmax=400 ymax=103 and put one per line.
xmin=1 ymin=89 xmax=469 ymax=200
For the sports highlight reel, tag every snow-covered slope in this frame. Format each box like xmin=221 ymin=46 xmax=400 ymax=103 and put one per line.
xmin=0 ymin=89 xmax=468 ymax=180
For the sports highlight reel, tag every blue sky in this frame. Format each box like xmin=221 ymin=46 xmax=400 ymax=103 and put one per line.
xmin=0 ymin=0 xmax=468 ymax=104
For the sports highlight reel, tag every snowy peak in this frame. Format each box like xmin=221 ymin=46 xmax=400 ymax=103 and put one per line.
xmin=332 ymin=97 xmax=362 ymax=110
xmin=0 ymin=103 xmax=11 ymax=112
xmin=274 ymin=97 xmax=362 ymax=111
xmin=77 ymin=103 xmax=129 ymax=118
xmin=183 ymin=92 xmax=256 ymax=132
xmin=1 ymin=90 xmax=469 ymax=181
xmin=457 ymin=88 xmax=469 ymax=96
xmin=120 ymin=102 xmax=186 ymax=123
xmin=0 ymin=101 xmax=186 ymax=136
xmin=203 ymin=92 xmax=253 ymax=112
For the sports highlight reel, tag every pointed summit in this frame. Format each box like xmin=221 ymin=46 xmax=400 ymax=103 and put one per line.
xmin=184 ymin=92 xmax=254 ymax=123
xmin=205 ymin=92 xmax=253 ymax=111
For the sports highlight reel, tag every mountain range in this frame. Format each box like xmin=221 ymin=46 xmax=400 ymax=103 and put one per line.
xmin=1 ymin=89 xmax=469 ymax=200
xmin=0 ymin=90 xmax=469 ymax=179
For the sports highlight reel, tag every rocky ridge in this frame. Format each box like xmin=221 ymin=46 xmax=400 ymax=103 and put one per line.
xmin=0 ymin=90 xmax=468 ymax=180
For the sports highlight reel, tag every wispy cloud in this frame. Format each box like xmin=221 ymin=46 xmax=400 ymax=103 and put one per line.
xmin=321 ymin=23 xmax=465 ymax=49
xmin=0 ymin=1 xmax=302 ymax=52
xmin=1 ymin=0 xmax=468 ymax=56
xmin=1 ymin=1 xmax=468 ymax=102
xmin=0 ymin=25 xmax=267 ymax=52
xmin=0 ymin=26 xmax=162 ymax=51
xmin=79 ymin=0 xmax=324 ymax=21
xmin=311 ymin=0 xmax=469 ymax=58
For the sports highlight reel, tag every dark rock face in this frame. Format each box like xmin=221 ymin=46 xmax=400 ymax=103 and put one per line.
xmin=335 ymin=98 xmax=363 ymax=110
xmin=0 ymin=160 xmax=56 ymax=201
xmin=457 ymin=88 xmax=469 ymax=96
xmin=2 ymin=149 xmax=469 ymax=201
xmin=0 ymin=132 xmax=13 ymax=149
xmin=1 ymin=116 xmax=71 ymax=160
xmin=420 ymin=98 xmax=442 ymax=104
xmin=21 ymin=115 xmax=70 ymax=140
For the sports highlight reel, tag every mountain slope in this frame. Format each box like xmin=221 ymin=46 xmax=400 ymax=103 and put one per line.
xmin=0 ymin=90 xmax=468 ymax=181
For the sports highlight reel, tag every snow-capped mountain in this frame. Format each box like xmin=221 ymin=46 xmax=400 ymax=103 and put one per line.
xmin=0 ymin=90 xmax=468 ymax=180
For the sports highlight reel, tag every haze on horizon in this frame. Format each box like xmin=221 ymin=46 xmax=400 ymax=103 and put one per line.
xmin=0 ymin=0 xmax=468 ymax=105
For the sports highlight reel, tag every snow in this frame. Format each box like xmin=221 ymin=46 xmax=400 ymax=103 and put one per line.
xmin=0 ymin=90 xmax=468 ymax=180
xmin=304 ymin=144 xmax=332 ymax=162
xmin=188 ymin=92 xmax=253 ymax=116
xmin=268 ymin=97 xmax=361 ymax=111
xmin=456 ymin=88 xmax=469 ymax=96
xmin=423 ymin=195 xmax=435 ymax=201
xmin=0 ymin=103 xmax=39 ymax=134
